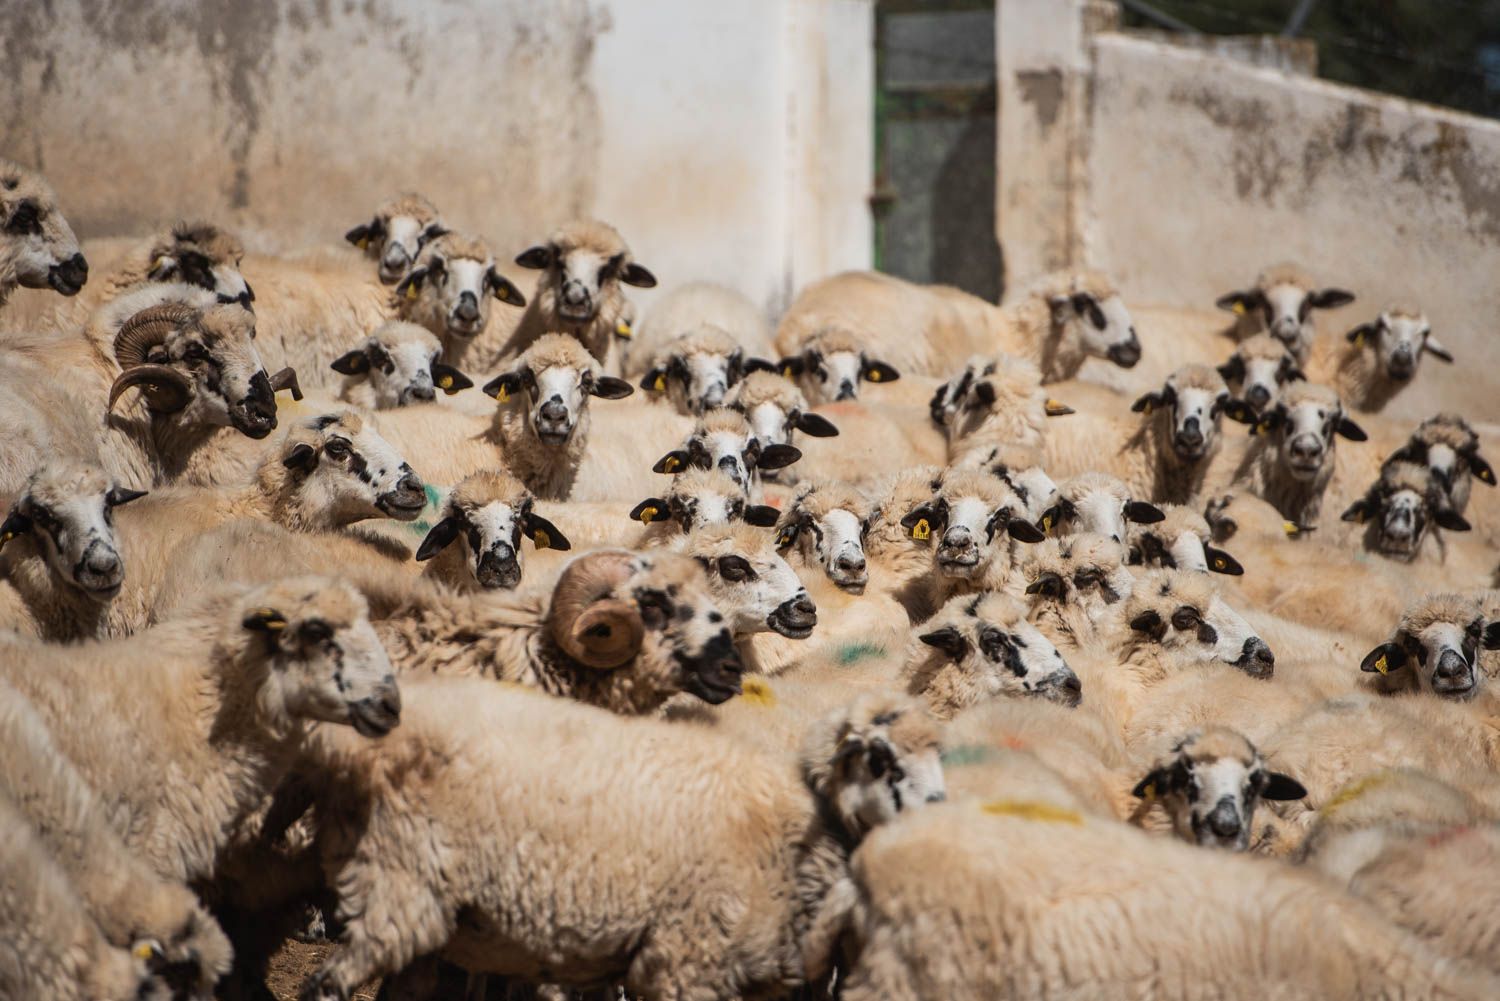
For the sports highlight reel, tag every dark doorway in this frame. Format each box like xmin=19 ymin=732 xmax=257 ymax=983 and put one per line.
xmin=874 ymin=1 xmax=1002 ymax=302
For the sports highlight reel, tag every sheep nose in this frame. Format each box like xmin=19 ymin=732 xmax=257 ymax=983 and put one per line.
xmin=1246 ymin=384 xmax=1271 ymax=409
xmin=792 ymin=593 xmax=817 ymax=617
xmin=1207 ymin=800 xmax=1242 ymax=839
xmin=86 ymin=550 xmax=120 ymax=576
xmin=562 ymin=282 xmax=589 ymax=306
xmin=926 ymin=790 xmax=947 ymax=803
xmin=1290 ymin=437 xmax=1322 ymax=460
xmin=407 ymin=384 xmax=436 ymax=403
xmin=717 ymin=455 xmax=741 ymax=476
xmin=1175 ymin=423 xmax=1204 ymax=450
xmin=836 ymin=553 xmax=866 ymax=574
xmin=540 ymin=397 xmax=568 ymax=422
xmin=1435 ymin=649 xmax=1469 ymax=680
xmin=701 ymin=382 xmax=726 ymax=409
xmin=1061 ymin=674 xmax=1082 ymax=696
xmin=1238 ymin=637 xmax=1275 ymax=678
xmin=454 ymin=292 xmax=480 ymax=324
xmin=837 ymin=380 xmax=856 ymax=401
xmin=382 ymin=245 xmax=409 ymax=269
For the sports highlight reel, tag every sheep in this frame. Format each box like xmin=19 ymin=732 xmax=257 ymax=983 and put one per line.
xmin=725 ymin=369 xmax=840 ymax=458
xmin=1214 ymin=263 xmax=1355 ymax=363
xmin=0 ymin=791 xmax=165 ymax=1001
xmin=1342 ymin=461 xmax=1473 ymax=563
xmin=1359 ymin=593 xmax=1500 ymax=701
xmin=931 ymin=353 xmax=1068 ymax=467
xmin=651 ymin=406 xmax=802 ymax=497
xmin=906 ymin=591 xmax=1082 ymax=719
xmin=636 ymin=324 xmax=755 ymax=415
xmin=625 ymin=279 xmax=773 ymax=379
xmin=342 ymin=191 xmax=445 ymax=284
xmin=1038 ymin=470 xmax=1165 ymax=546
xmin=330 ymin=319 xmax=473 ymax=409
xmin=378 ymin=549 xmax=747 ymax=713
xmin=951 ymin=441 xmax=1060 ymax=522
xmin=0 ymin=157 xmax=87 ymax=306
xmin=1114 ymin=567 xmax=1275 ymax=680
xmin=1127 ymin=502 xmax=1245 ymax=575
xmin=1384 ymin=412 xmax=1495 ymax=517
xmin=498 ymin=218 xmax=657 ymax=367
xmin=0 ymin=575 xmax=400 ymax=886
xmin=301 ymin=682 xmax=943 ymax=1001
xmin=1215 ymin=332 xmax=1305 ymax=415
xmin=0 ymin=678 xmax=233 ymax=996
xmin=625 ymin=467 xmax=780 ymax=549
xmin=773 ymin=478 xmax=875 ymax=594
xmin=0 ymin=459 xmax=147 ymax=640
xmin=392 ymin=230 xmax=527 ymax=373
xmin=1129 ymin=725 xmax=1307 ymax=850
xmin=413 ymin=470 xmax=571 ymax=590
xmin=1018 ymin=532 xmax=1136 ymax=653
xmin=838 ymin=796 xmax=1500 ymax=1001
xmin=1307 ymin=306 xmax=1452 ymax=413
xmin=1222 ymin=380 xmax=1368 ymax=531
xmin=774 ymin=268 xmax=1140 ymax=382
xmin=774 ymin=324 xmax=903 ymax=405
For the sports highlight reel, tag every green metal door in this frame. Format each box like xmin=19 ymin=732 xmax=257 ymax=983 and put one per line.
xmin=873 ymin=0 xmax=1001 ymax=302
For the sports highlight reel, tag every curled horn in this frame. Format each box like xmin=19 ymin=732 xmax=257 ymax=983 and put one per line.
xmin=113 ymin=303 xmax=198 ymax=369
xmin=546 ymin=550 xmax=646 ymax=669
xmin=107 ymin=366 xmax=192 ymax=414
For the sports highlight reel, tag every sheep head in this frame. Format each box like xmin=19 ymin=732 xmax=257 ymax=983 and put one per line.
xmin=515 ymin=219 xmax=655 ymax=324
xmin=678 ymin=522 xmax=816 ymax=640
xmin=144 ymin=220 xmax=253 ymax=309
xmin=274 ymin=411 xmax=427 ymax=526
xmin=628 ymin=467 xmax=778 ymax=535
xmin=416 ymin=471 xmax=569 ymax=589
xmin=345 ymin=192 xmax=446 ymax=283
xmin=1215 ymin=263 xmax=1354 ymax=361
xmin=1342 ymin=462 xmax=1470 ymax=561
xmin=1344 ymin=307 xmax=1449 ymax=383
xmin=1216 ymin=333 xmax=1305 ymax=415
xmin=331 ymin=320 xmax=472 ymax=408
xmin=1043 ymin=270 xmax=1140 ymax=368
xmin=1123 ymin=569 xmax=1273 ymax=677
xmin=1360 ymin=594 xmax=1500 ymax=700
xmin=1132 ymin=365 xmax=1230 ymax=464
xmin=0 ymin=460 xmax=146 ymax=601
xmin=653 ymin=408 xmax=800 ymax=490
xmin=775 ymin=479 xmax=873 ymax=593
xmin=484 ymin=333 xmax=633 ymax=446
xmin=395 ymin=232 xmax=525 ymax=338
xmin=1 ymin=159 xmax=86 ymax=296
xmin=778 ymin=325 xmax=899 ymax=404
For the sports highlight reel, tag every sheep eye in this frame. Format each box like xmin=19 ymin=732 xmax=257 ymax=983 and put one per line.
xmin=1171 ymin=607 xmax=1199 ymax=631
xmin=184 ymin=343 xmax=209 ymax=362
xmin=300 ymin=620 xmax=334 ymax=644
xmin=324 ymin=438 xmax=351 ymax=458
xmin=6 ymin=201 xmax=41 ymax=235
xmin=716 ymin=556 xmax=756 ymax=582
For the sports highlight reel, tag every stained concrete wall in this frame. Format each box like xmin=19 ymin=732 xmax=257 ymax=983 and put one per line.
xmin=0 ymin=0 xmax=873 ymax=317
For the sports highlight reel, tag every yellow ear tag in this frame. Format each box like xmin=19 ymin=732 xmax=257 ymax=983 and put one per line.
xmin=741 ymin=677 xmax=776 ymax=707
xmin=1044 ymin=398 xmax=1073 ymax=416
xmin=777 ymin=531 xmax=793 ymax=547
xmin=496 ymin=386 xmax=509 ymax=404
xmin=405 ymin=283 xmax=418 ymax=301
xmin=1142 ymin=782 xmax=1157 ymax=802
xmin=1481 ymin=468 xmax=1496 ymax=485
xmin=1282 ymin=521 xmax=1299 ymax=535
xmin=980 ymin=800 xmax=1083 ymax=825
xmin=132 ymin=942 xmax=157 ymax=961
xmin=1141 ymin=401 xmax=1153 ymax=415
xmin=653 ymin=374 xmax=666 ymax=392
xmin=357 ymin=237 xmax=369 ymax=251
xmin=912 ymin=518 xmax=931 ymax=541
xmin=496 ymin=286 xmax=509 ymax=302
xmin=151 ymin=256 xmax=167 ymax=273
xmin=1374 ymin=654 xmax=1389 ymax=675
xmin=616 ymin=320 xmax=633 ymax=339
xmin=1213 ymin=556 xmax=1227 ymax=571
xmin=251 ymin=608 xmax=286 ymax=630
xmin=533 ymin=529 xmax=551 ymax=549
xmin=782 ymin=365 xmax=794 ymax=378
xmin=1041 ymin=514 xmax=1054 ymax=533
xmin=0 ymin=531 xmax=15 ymax=547
xmin=1231 ymin=301 xmax=1246 ymax=316
xmin=436 ymin=374 xmax=453 ymax=390
xmin=1352 ymin=331 xmax=1365 ymax=347
xmin=868 ymin=369 xmax=883 ymax=382
xmin=638 ymin=506 xmax=658 ymax=524
xmin=664 ymin=456 xmax=681 ymax=473
xmin=1258 ymin=419 xmax=1273 ymax=435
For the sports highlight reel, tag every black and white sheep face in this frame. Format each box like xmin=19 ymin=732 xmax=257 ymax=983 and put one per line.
xmin=517 ymin=242 xmax=656 ymax=324
xmin=1216 ymin=344 xmax=1304 ymax=415
xmin=644 ymin=349 xmax=745 ymax=416
xmin=1129 ymin=590 xmax=1273 ymax=677
xmin=2 ymin=184 xmax=86 ymax=295
xmin=353 ymin=215 xmax=446 ymax=284
xmin=919 ymin=607 xmax=1081 ymax=708
xmin=148 ymin=248 xmax=252 ymax=311
xmin=1347 ymin=311 xmax=1450 ymax=383
xmin=402 ymin=253 xmax=498 ymax=338
xmin=1057 ymin=291 xmax=1140 ymax=368
xmin=241 ymin=590 xmax=401 ymax=738
xmin=1133 ymin=739 xmax=1306 ymax=852
xmin=904 ymin=494 xmax=1045 ymax=581
xmin=331 ymin=332 xmax=472 ymax=408
xmin=631 ymin=580 xmax=742 ymax=705
xmin=1130 ymin=528 xmax=1243 ymax=577
xmin=992 ymin=464 xmax=1059 ymax=524
xmin=152 ymin=312 xmax=281 ymax=439
xmin=1134 ymin=379 xmax=1227 ymax=463
xmin=416 ymin=495 xmax=569 ymax=589
xmin=1386 ymin=431 xmax=1494 ymax=515
xmin=1362 ymin=616 xmax=1500 ymax=700
xmin=780 ymin=506 xmax=869 ymax=593
xmin=656 ymin=424 xmax=801 ymax=490
xmin=690 ymin=542 xmax=816 ymax=640
xmin=1026 ymin=557 xmax=1134 ymax=623
xmin=0 ymin=470 xmax=144 ymax=601
xmin=1254 ymin=398 xmax=1366 ymax=482
xmin=1217 ymin=281 xmax=1354 ymax=359
xmin=829 ymin=719 xmax=946 ymax=837
xmin=1041 ymin=488 xmax=1163 ymax=547
xmin=785 ymin=348 xmax=900 ymax=404
xmin=1343 ymin=479 xmax=1470 ymax=560
xmin=487 ymin=363 xmax=634 ymax=447
xmin=282 ymin=415 xmax=427 ymax=524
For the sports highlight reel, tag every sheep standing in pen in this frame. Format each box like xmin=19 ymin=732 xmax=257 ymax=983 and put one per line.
xmin=412 ymin=470 xmax=571 ymax=590
xmin=838 ymin=795 xmax=1499 ymax=1001
xmin=1342 ymin=461 xmax=1473 ymax=564
xmin=1383 ymin=412 xmax=1496 ymax=517
xmin=391 ymin=230 xmax=527 ymax=373
xmin=635 ymin=324 xmax=753 ymax=415
xmin=499 ymin=218 xmax=658 ymax=367
xmin=330 ymin=319 xmax=473 ymax=409
xmin=1307 ymin=306 xmax=1453 ymax=413
xmin=0 ymin=158 xmax=87 ymax=307
xmin=774 ymin=325 xmax=902 ymax=404
xmin=1214 ymin=263 xmax=1356 ymax=363
xmin=342 ymin=191 xmax=445 ymax=284
xmin=1215 ymin=331 xmax=1305 ymax=415
xmin=301 ymin=684 xmax=944 ymax=1001
xmin=625 ymin=279 xmax=774 ymax=379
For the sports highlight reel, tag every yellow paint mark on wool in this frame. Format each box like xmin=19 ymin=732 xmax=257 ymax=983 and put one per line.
xmin=1323 ymin=773 xmax=1392 ymax=816
xmin=980 ymin=800 xmax=1083 ymax=825
xmin=741 ymin=677 xmax=776 ymax=708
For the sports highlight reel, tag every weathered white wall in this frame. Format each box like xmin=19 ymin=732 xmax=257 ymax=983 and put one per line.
xmin=0 ymin=0 xmax=873 ymax=317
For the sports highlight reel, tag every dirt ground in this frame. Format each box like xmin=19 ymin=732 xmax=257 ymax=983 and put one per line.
xmin=266 ymin=941 xmax=379 ymax=1000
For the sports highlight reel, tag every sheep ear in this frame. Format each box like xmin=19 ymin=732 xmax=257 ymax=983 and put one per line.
xmin=794 ymin=413 xmax=840 ymax=438
xmin=1043 ymin=397 xmax=1075 ymax=417
xmin=345 ymin=221 xmax=375 ymax=249
xmin=1220 ymin=399 xmax=1257 ymax=426
xmin=1281 ymin=361 xmax=1307 ymax=383
xmin=1308 ymin=288 xmax=1355 ymax=310
xmin=242 ymin=607 xmax=288 ymax=633
xmin=1130 ymin=392 xmax=1161 ymax=415
xmin=590 ymin=376 xmax=635 ymax=400
xmin=1360 ymin=642 xmax=1407 ymax=675
xmin=621 ymin=262 xmax=657 ymax=288
xmin=742 ymin=357 xmax=779 ymax=376
xmin=1435 ymin=508 xmax=1472 ymax=532
xmin=414 ymin=517 xmax=462 ymax=561
xmin=394 ymin=267 xmax=428 ymax=301
xmin=1124 ymin=500 xmax=1166 ymax=525
xmin=1259 ymin=772 xmax=1308 ymax=801
xmin=777 ymin=356 xmax=807 ymax=378
xmin=1214 ymin=290 xmax=1259 ymax=315
xmin=1203 ymin=545 xmax=1244 ymax=576
xmin=523 ymin=513 xmax=570 ymax=551
xmin=640 ymin=366 xmax=668 ymax=393
xmin=1471 ymin=453 xmax=1496 ymax=486
xmin=628 ymin=498 xmax=667 ymax=524
xmin=431 ymin=363 xmax=473 ymax=395
xmin=974 ymin=381 xmax=998 ymax=407
xmin=1335 ymin=416 xmax=1368 ymax=442
xmin=1216 ymin=357 xmax=1244 ymax=383
xmin=330 ymin=349 xmax=371 ymax=376
xmin=757 ymin=444 xmax=802 ymax=471
xmin=1423 ymin=335 xmax=1454 ymax=363
xmin=486 ymin=268 xmax=527 ymax=307
xmin=1341 ymin=498 xmax=1374 ymax=524
xmin=861 ymin=360 xmax=900 ymax=384
xmin=1483 ymin=622 xmax=1500 ymax=651
xmin=1026 ymin=571 xmax=1065 ymax=599
xmin=744 ymin=505 xmax=781 ymax=528
xmin=900 ymin=504 xmax=939 ymax=540
xmin=0 ymin=510 xmax=33 ymax=546
xmin=1129 ymin=609 xmax=1165 ymax=637
xmin=918 ymin=625 xmax=967 ymax=660
xmin=653 ymin=450 xmax=690 ymax=475
xmin=419 ymin=222 xmax=448 ymax=244
xmin=1037 ymin=504 xmax=1062 ymax=536
xmin=282 ymin=442 xmax=319 ymax=473
xmin=105 ymin=487 xmax=148 ymax=508
xmin=515 ymin=246 xmax=552 ymax=269
xmin=1345 ymin=322 xmax=1377 ymax=346
xmin=1007 ymin=518 xmax=1046 ymax=544
xmin=483 ymin=373 xmax=522 ymax=401
xmin=1252 ymin=410 xmax=1285 ymax=437
xmin=1132 ymin=766 xmax=1174 ymax=800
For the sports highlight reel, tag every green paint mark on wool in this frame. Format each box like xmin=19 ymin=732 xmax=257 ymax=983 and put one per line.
xmin=941 ymin=744 xmax=999 ymax=767
xmin=836 ymin=642 xmax=884 ymax=666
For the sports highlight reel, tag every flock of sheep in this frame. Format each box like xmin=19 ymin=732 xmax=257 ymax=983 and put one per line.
xmin=3 ymin=154 xmax=1500 ymax=1000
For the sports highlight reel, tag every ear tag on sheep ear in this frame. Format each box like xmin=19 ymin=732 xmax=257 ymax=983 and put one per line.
xmin=405 ymin=283 xmax=418 ymax=301
xmin=1352 ymin=330 xmax=1365 ymax=347
xmin=1481 ymin=467 xmax=1497 ymax=485
xmin=250 ymin=608 xmax=286 ymax=631
xmin=1041 ymin=513 xmax=1054 ymax=534
xmin=1140 ymin=400 xmax=1153 ymax=415
xmin=867 ymin=369 xmax=884 ymax=383
xmin=1373 ymin=653 xmax=1390 ymax=675
xmin=653 ymin=373 xmax=666 ymax=392
xmin=1231 ymin=301 xmax=1246 ymax=316
xmin=782 ymin=364 xmax=795 ymax=378
xmin=1212 ymin=555 xmax=1228 ymax=572
xmin=663 ymin=455 xmax=682 ymax=473
xmin=356 ymin=237 xmax=370 ymax=251
xmin=911 ymin=518 xmax=931 ymax=541
xmin=132 ymin=941 xmax=159 ymax=962
xmin=1257 ymin=419 xmax=1274 ymax=435
xmin=615 ymin=320 xmax=633 ymax=339
xmin=0 ymin=531 xmax=15 ymax=547
xmin=436 ymin=374 xmax=454 ymax=390
xmin=1282 ymin=521 xmax=1300 ymax=535
xmin=1141 ymin=782 xmax=1157 ymax=802
xmin=741 ymin=677 xmax=776 ymax=708
xmin=777 ymin=530 xmax=794 ymax=547
xmin=637 ymin=506 xmax=659 ymax=524
xmin=1044 ymin=398 xmax=1074 ymax=417
xmin=533 ymin=529 xmax=551 ymax=549
xmin=495 ymin=385 xmax=509 ymax=404
xmin=496 ymin=286 xmax=509 ymax=302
